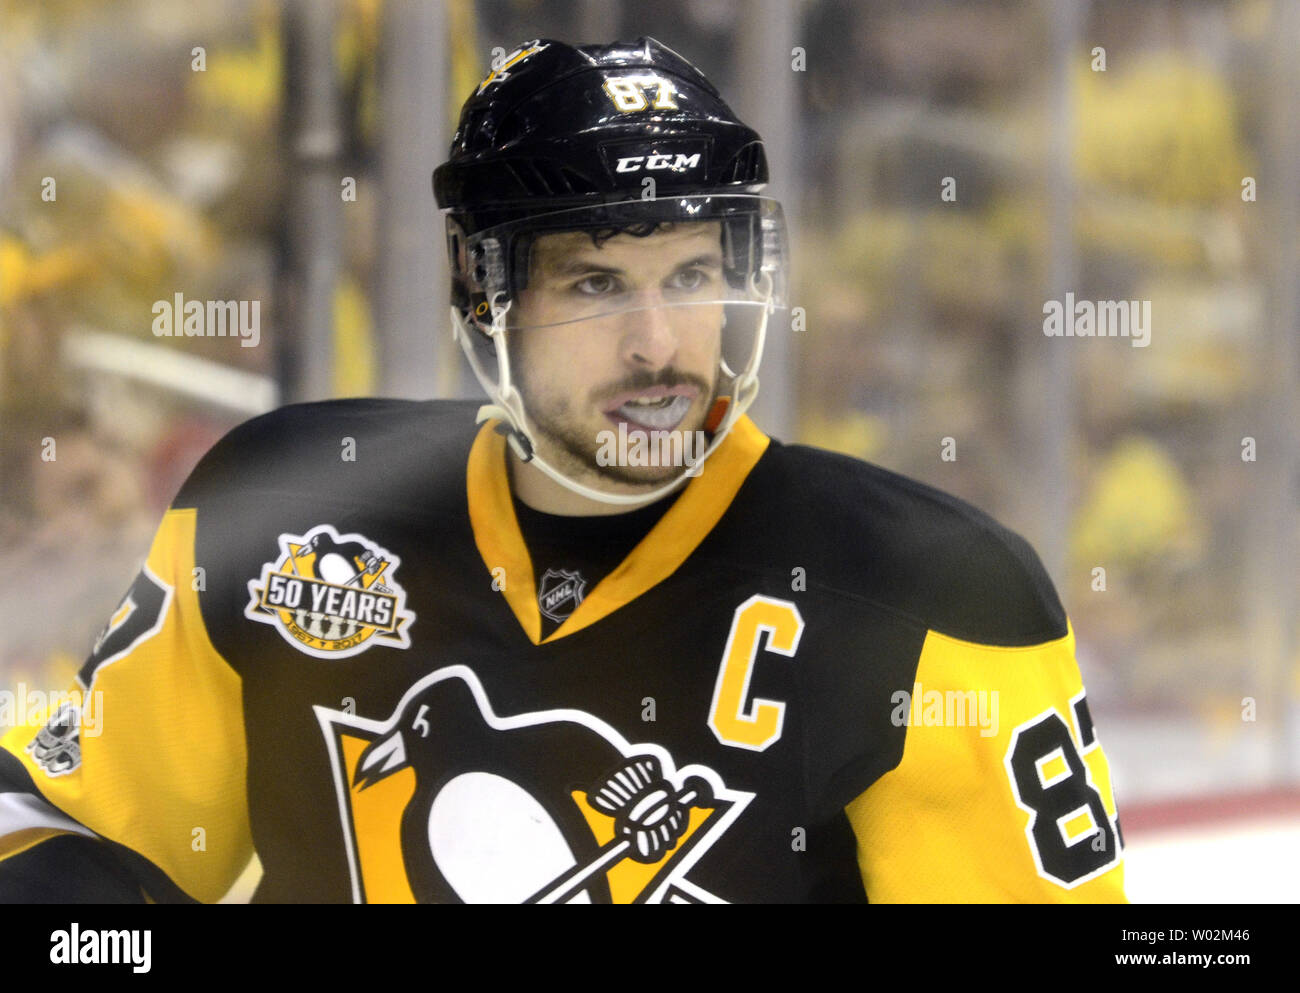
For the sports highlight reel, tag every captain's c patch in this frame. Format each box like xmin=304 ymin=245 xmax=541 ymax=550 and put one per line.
xmin=245 ymin=524 xmax=415 ymax=659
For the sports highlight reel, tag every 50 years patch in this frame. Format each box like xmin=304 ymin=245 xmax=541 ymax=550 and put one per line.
xmin=245 ymin=524 xmax=415 ymax=659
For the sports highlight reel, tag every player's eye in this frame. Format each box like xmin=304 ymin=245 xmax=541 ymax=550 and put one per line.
xmin=572 ymin=273 xmax=621 ymax=296
xmin=667 ymin=265 xmax=716 ymax=293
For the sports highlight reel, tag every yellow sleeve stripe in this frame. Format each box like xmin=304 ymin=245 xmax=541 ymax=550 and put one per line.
xmin=846 ymin=621 xmax=1127 ymax=903
xmin=0 ymin=508 xmax=254 ymax=903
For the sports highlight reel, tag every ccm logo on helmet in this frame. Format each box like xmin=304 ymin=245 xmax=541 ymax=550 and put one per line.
xmin=615 ymin=152 xmax=702 ymax=174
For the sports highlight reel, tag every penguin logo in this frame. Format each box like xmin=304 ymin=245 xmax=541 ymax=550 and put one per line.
xmin=245 ymin=524 xmax=414 ymax=659
xmin=475 ymin=40 xmax=549 ymax=96
xmin=316 ymin=666 xmax=752 ymax=904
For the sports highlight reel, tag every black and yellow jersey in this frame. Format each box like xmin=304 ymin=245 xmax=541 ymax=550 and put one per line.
xmin=0 ymin=399 xmax=1126 ymax=903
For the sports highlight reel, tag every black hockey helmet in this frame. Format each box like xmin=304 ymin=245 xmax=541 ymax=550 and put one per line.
xmin=434 ymin=37 xmax=768 ymax=232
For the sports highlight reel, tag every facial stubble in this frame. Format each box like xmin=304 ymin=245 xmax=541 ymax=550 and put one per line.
xmin=517 ymin=361 xmax=719 ymax=488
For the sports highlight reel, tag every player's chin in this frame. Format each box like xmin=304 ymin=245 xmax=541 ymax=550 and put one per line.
xmin=587 ymin=417 xmax=710 ymax=484
xmin=592 ymin=462 xmax=691 ymax=488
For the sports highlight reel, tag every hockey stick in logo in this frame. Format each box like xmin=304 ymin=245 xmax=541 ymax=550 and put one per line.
xmin=525 ymin=758 xmax=714 ymax=904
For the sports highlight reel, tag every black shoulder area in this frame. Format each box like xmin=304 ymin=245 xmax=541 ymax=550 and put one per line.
xmin=730 ymin=438 xmax=1067 ymax=646
xmin=173 ymin=397 xmax=482 ymax=511
xmin=0 ymin=835 xmax=149 ymax=904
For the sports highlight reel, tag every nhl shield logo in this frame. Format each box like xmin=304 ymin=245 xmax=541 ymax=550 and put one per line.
xmin=245 ymin=524 xmax=414 ymax=659
xmin=537 ymin=568 xmax=586 ymax=624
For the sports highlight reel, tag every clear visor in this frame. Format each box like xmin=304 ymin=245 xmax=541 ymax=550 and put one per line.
xmin=449 ymin=195 xmax=788 ymax=332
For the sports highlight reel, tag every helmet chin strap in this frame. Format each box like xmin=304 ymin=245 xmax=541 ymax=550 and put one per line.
xmin=452 ymin=275 xmax=773 ymax=508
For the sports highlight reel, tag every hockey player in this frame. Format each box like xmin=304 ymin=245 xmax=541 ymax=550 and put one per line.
xmin=0 ymin=38 xmax=1126 ymax=903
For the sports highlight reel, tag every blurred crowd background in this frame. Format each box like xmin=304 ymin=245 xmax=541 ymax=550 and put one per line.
xmin=1 ymin=0 xmax=1296 ymax=901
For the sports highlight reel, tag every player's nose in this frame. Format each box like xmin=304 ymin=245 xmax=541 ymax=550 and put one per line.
xmin=618 ymin=299 xmax=678 ymax=370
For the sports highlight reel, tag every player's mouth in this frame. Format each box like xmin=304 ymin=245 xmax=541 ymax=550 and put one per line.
xmin=604 ymin=386 xmax=698 ymax=432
